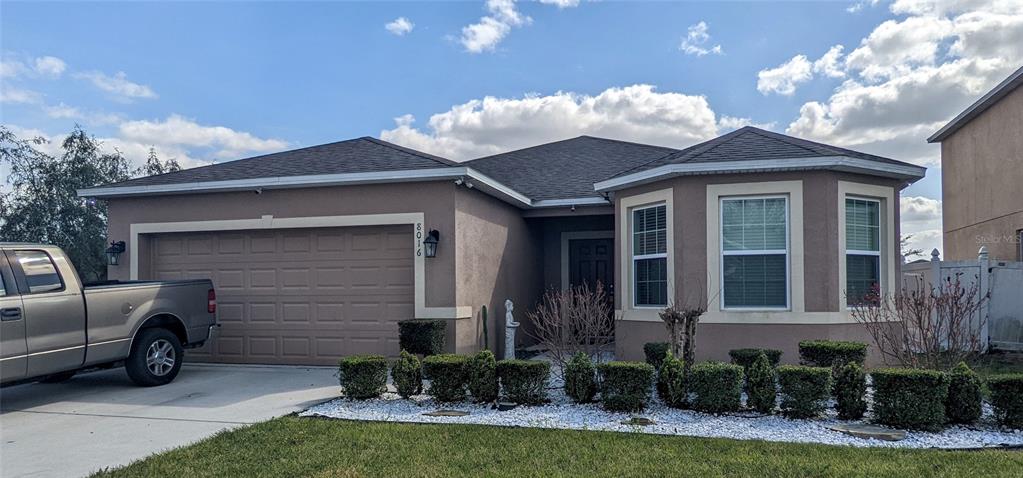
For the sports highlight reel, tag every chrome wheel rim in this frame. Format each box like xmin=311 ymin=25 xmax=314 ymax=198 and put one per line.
xmin=146 ymin=339 xmax=176 ymax=376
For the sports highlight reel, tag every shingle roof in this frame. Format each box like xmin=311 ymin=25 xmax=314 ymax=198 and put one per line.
xmin=464 ymin=136 xmax=678 ymax=200
xmin=610 ymin=126 xmax=916 ymax=180
xmin=100 ymin=136 xmax=458 ymax=188
xmin=928 ymin=65 xmax=1023 ymax=143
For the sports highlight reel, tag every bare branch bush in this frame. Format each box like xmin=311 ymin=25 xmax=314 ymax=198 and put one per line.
xmin=660 ymin=287 xmax=712 ymax=373
xmin=849 ymin=273 xmax=988 ymax=370
xmin=525 ymin=282 xmax=614 ymax=375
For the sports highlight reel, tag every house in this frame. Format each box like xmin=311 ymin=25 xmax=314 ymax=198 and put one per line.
xmin=928 ymin=66 xmax=1023 ymax=261
xmin=78 ymin=126 xmax=925 ymax=365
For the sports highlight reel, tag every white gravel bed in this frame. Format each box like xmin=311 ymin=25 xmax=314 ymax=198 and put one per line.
xmin=301 ymin=385 xmax=1023 ymax=449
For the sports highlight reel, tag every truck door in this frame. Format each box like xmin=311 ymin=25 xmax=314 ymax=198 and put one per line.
xmin=0 ymin=253 xmax=27 ymax=382
xmin=8 ymin=249 xmax=86 ymax=377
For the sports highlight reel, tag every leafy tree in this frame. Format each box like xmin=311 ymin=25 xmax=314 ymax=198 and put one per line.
xmin=1 ymin=125 xmax=134 ymax=282
xmin=143 ymin=147 xmax=181 ymax=176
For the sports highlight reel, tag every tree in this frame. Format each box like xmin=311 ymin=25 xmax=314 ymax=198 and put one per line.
xmin=1 ymin=125 xmax=134 ymax=282
xmin=901 ymin=234 xmax=925 ymax=261
xmin=143 ymin=147 xmax=181 ymax=176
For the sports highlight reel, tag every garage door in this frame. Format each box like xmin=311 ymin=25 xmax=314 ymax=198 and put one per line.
xmin=147 ymin=225 xmax=414 ymax=365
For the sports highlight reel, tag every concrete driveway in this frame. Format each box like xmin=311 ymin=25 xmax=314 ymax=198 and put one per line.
xmin=0 ymin=363 xmax=338 ymax=478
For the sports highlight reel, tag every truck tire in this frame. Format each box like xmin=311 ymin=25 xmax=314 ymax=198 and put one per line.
xmin=126 ymin=328 xmax=183 ymax=386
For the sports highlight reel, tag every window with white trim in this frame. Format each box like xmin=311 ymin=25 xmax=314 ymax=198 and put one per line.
xmin=632 ymin=204 xmax=667 ymax=307
xmin=721 ymin=197 xmax=788 ymax=309
xmin=845 ymin=198 xmax=881 ymax=306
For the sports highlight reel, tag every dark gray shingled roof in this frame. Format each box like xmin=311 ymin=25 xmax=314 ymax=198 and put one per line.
xmin=99 ymin=136 xmax=458 ymax=188
xmin=464 ymin=136 xmax=678 ymax=200
xmin=609 ymin=126 xmax=917 ymax=180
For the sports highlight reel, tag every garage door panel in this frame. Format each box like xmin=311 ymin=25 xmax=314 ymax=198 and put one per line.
xmin=148 ymin=225 xmax=413 ymax=365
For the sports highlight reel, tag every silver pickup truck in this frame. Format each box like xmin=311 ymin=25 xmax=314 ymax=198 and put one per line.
xmin=0 ymin=243 xmax=217 ymax=386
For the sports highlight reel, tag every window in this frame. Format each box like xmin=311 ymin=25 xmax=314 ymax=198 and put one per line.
xmin=632 ymin=204 xmax=667 ymax=307
xmin=721 ymin=197 xmax=788 ymax=308
xmin=13 ymin=250 xmax=63 ymax=294
xmin=845 ymin=198 xmax=881 ymax=306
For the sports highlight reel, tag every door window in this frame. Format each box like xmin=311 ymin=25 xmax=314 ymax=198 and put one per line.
xmin=13 ymin=251 xmax=64 ymax=294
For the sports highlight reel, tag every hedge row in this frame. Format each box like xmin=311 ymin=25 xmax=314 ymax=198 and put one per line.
xmin=798 ymin=340 xmax=867 ymax=368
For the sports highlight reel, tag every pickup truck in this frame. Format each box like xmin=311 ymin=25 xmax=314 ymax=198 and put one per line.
xmin=0 ymin=243 xmax=217 ymax=386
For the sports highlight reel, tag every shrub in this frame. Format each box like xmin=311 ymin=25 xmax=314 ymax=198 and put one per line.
xmin=833 ymin=361 xmax=867 ymax=420
xmin=777 ymin=365 xmax=832 ymax=418
xmin=689 ymin=362 xmax=743 ymax=414
xmin=467 ymin=350 xmax=498 ymax=403
xmin=644 ymin=342 xmax=670 ymax=369
xmin=598 ymin=361 xmax=655 ymax=412
xmin=390 ymin=350 xmax=423 ymax=398
xmin=337 ymin=355 xmax=388 ymax=399
xmin=729 ymin=348 xmax=783 ymax=370
xmin=496 ymin=359 xmax=551 ymax=405
xmin=422 ymin=354 xmax=468 ymax=402
xmin=398 ymin=319 xmax=446 ymax=356
xmin=987 ymin=374 xmax=1023 ymax=429
xmin=564 ymin=352 xmax=597 ymax=404
xmin=871 ymin=368 xmax=949 ymax=431
xmin=945 ymin=362 xmax=982 ymax=425
xmin=798 ymin=340 xmax=867 ymax=368
xmin=658 ymin=352 xmax=687 ymax=408
xmin=745 ymin=353 xmax=776 ymax=414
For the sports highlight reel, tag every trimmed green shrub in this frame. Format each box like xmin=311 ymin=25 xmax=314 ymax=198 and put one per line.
xmin=729 ymin=348 xmax=783 ymax=370
xmin=398 ymin=319 xmax=446 ymax=356
xmin=834 ymin=361 xmax=867 ymax=420
xmin=337 ymin=355 xmax=388 ymax=399
xmin=658 ymin=352 xmax=687 ymax=408
xmin=467 ymin=350 xmax=498 ymax=403
xmin=644 ymin=342 xmax=670 ymax=369
xmin=390 ymin=350 xmax=423 ymax=398
xmin=598 ymin=361 xmax=655 ymax=412
xmin=422 ymin=354 xmax=468 ymax=402
xmin=777 ymin=365 xmax=832 ymax=418
xmin=798 ymin=340 xmax=867 ymax=368
xmin=496 ymin=359 xmax=551 ymax=405
xmin=564 ymin=352 xmax=597 ymax=404
xmin=689 ymin=362 xmax=743 ymax=414
xmin=987 ymin=374 xmax=1023 ymax=429
xmin=871 ymin=368 xmax=949 ymax=431
xmin=745 ymin=353 xmax=776 ymax=414
xmin=945 ymin=362 xmax=982 ymax=425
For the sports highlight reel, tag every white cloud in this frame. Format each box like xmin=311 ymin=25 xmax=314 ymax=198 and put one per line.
xmin=380 ymin=84 xmax=721 ymax=160
xmin=42 ymin=102 xmax=121 ymax=125
xmin=901 ymin=196 xmax=944 ymax=257
xmin=756 ymin=55 xmax=813 ymax=95
xmin=0 ymin=55 xmax=67 ymax=79
xmin=118 ymin=114 xmax=288 ymax=159
xmin=0 ymin=86 xmax=42 ymax=104
xmin=717 ymin=116 xmax=777 ymax=132
xmin=538 ymin=0 xmax=579 ymax=7
xmin=679 ymin=21 xmax=723 ymax=57
xmin=813 ymin=45 xmax=846 ymax=78
xmin=460 ymin=0 xmax=531 ymax=53
xmin=847 ymin=0 xmax=881 ymax=13
xmin=33 ymin=56 xmax=66 ymax=78
xmin=74 ymin=71 xmax=158 ymax=100
xmin=385 ymin=17 xmax=415 ymax=36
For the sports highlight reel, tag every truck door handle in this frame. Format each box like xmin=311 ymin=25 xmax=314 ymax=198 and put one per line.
xmin=0 ymin=307 xmax=22 ymax=321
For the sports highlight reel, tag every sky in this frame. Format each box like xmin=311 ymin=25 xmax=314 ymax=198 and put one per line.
xmin=2 ymin=0 xmax=1022 ymax=257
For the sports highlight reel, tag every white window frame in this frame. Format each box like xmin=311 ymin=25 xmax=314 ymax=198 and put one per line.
xmin=719 ymin=195 xmax=790 ymax=311
xmin=631 ymin=203 xmax=668 ymax=308
xmin=837 ymin=181 xmax=896 ymax=312
xmin=844 ymin=197 xmax=882 ymax=307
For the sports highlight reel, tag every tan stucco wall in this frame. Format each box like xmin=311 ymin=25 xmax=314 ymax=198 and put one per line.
xmin=941 ymin=85 xmax=1023 ymax=261
xmin=611 ymin=171 xmax=903 ymax=363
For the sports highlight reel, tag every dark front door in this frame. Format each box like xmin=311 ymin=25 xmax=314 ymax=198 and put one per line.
xmin=569 ymin=238 xmax=614 ymax=292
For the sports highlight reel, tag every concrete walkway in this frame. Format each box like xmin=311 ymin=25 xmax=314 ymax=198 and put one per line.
xmin=0 ymin=363 xmax=338 ymax=477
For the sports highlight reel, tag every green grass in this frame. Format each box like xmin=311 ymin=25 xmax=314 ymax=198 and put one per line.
xmin=972 ymin=354 xmax=1023 ymax=379
xmin=93 ymin=417 xmax=1022 ymax=478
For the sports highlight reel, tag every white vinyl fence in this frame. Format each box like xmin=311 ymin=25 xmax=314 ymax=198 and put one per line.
xmin=902 ymin=247 xmax=1023 ymax=352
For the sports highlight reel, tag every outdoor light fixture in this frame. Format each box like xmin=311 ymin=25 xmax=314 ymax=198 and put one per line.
xmin=423 ymin=230 xmax=439 ymax=258
xmin=105 ymin=241 xmax=126 ymax=266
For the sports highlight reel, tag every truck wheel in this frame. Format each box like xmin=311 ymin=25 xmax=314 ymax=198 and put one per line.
xmin=126 ymin=328 xmax=183 ymax=386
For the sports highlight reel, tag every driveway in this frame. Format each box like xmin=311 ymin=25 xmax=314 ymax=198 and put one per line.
xmin=0 ymin=363 xmax=338 ymax=478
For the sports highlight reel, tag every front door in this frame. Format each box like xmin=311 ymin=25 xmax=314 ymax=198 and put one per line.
xmin=568 ymin=238 xmax=614 ymax=293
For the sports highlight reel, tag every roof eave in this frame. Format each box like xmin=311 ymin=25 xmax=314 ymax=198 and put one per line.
xmin=593 ymin=156 xmax=927 ymax=192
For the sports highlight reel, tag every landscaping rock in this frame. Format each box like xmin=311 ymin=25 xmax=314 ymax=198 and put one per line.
xmin=422 ymin=409 xmax=470 ymax=417
xmin=497 ymin=402 xmax=518 ymax=411
xmin=826 ymin=424 xmax=907 ymax=441
xmin=621 ymin=417 xmax=656 ymax=426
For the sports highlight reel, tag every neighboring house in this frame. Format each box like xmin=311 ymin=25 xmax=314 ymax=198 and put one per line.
xmin=78 ymin=127 xmax=925 ymax=365
xmin=928 ymin=66 xmax=1023 ymax=261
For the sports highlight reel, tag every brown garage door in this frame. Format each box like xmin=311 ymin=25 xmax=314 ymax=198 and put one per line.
xmin=147 ymin=225 xmax=414 ymax=365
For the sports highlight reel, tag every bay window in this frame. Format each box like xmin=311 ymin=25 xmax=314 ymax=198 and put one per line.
xmin=632 ymin=204 xmax=667 ymax=307
xmin=721 ymin=197 xmax=788 ymax=309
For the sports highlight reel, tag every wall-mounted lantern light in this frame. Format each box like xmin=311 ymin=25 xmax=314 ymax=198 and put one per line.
xmin=423 ymin=230 xmax=440 ymax=258
xmin=105 ymin=241 xmax=126 ymax=266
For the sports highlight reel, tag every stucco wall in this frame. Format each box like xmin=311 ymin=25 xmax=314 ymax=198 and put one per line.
xmin=941 ymin=85 xmax=1023 ymax=261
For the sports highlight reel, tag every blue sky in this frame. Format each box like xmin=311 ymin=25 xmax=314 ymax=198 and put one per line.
xmin=3 ymin=1 xmax=1021 ymax=255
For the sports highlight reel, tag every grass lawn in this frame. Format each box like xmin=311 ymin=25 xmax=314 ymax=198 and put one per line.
xmin=93 ymin=417 xmax=1022 ymax=478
